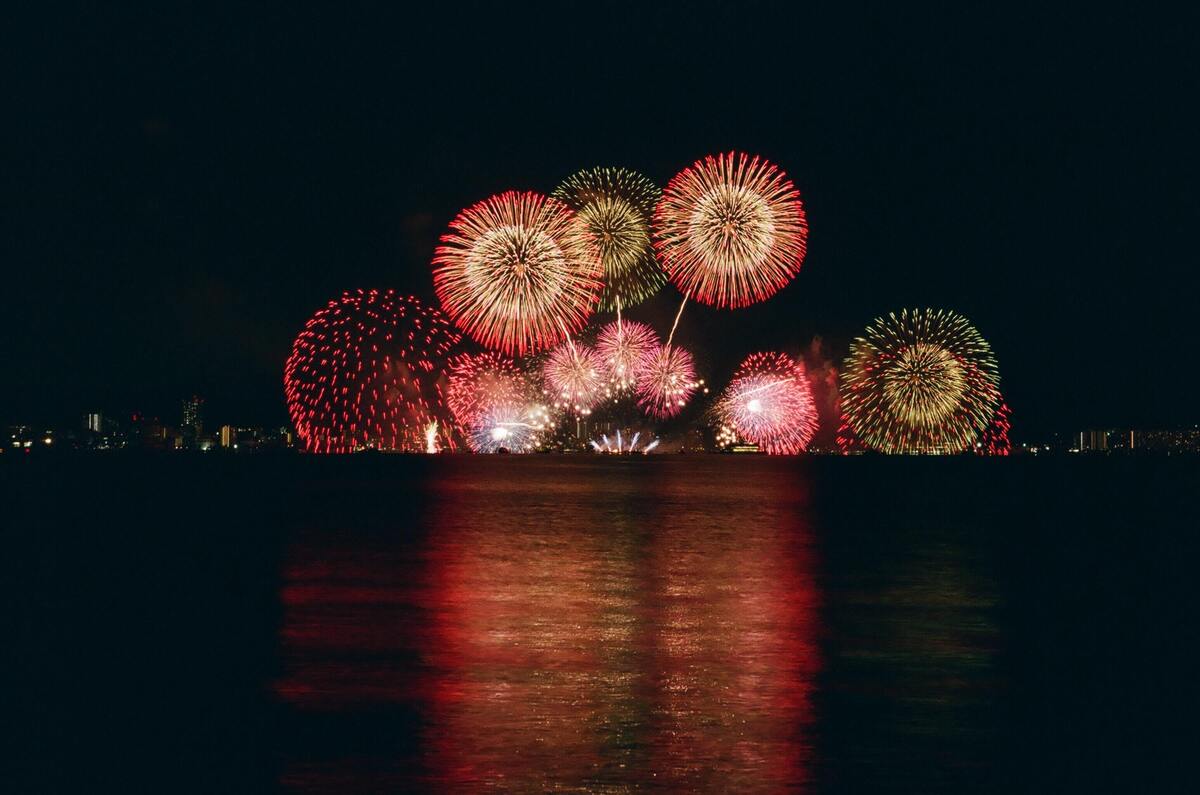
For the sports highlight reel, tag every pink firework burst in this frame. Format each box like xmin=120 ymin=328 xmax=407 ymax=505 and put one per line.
xmin=544 ymin=341 xmax=606 ymax=415
xmin=594 ymin=320 xmax=659 ymax=391
xmin=636 ymin=343 xmax=701 ymax=419
xmin=433 ymin=191 xmax=603 ymax=356
xmin=717 ymin=352 xmax=818 ymax=454
xmin=653 ymin=152 xmax=807 ymax=308
xmin=446 ymin=351 xmax=530 ymax=428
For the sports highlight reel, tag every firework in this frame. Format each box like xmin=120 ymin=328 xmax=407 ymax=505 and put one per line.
xmin=552 ymin=167 xmax=664 ymax=310
xmin=447 ymin=351 xmax=557 ymax=452
xmin=590 ymin=429 xmax=660 ymax=454
xmin=636 ymin=343 xmax=703 ymax=419
xmin=544 ymin=341 xmax=606 ymax=415
xmin=469 ymin=403 xmax=553 ymax=453
xmin=653 ymin=152 xmax=807 ymax=308
xmin=839 ymin=308 xmax=1001 ymax=454
xmin=283 ymin=290 xmax=460 ymax=453
xmin=446 ymin=352 xmax=529 ymax=428
xmin=717 ymin=352 xmax=818 ymax=454
xmin=974 ymin=400 xmax=1012 ymax=456
xmin=834 ymin=416 xmax=865 ymax=454
xmin=713 ymin=423 xmax=743 ymax=450
xmin=593 ymin=319 xmax=659 ymax=392
xmin=433 ymin=191 xmax=603 ymax=356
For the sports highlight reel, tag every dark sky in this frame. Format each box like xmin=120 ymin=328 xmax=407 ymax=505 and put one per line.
xmin=4 ymin=4 xmax=1197 ymax=436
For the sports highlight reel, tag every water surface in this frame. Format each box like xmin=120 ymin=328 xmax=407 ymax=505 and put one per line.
xmin=6 ymin=455 xmax=1195 ymax=792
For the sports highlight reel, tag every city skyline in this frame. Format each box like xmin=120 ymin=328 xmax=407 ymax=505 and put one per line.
xmin=7 ymin=391 xmax=1199 ymax=456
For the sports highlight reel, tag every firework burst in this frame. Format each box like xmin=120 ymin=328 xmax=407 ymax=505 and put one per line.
xmin=717 ymin=352 xmax=818 ymax=454
xmin=433 ymin=191 xmax=603 ymax=356
xmin=469 ymin=403 xmax=553 ymax=453
xmin=594 ymin=319 xmax=659 ymax=392
xmin=974 ymin=400 xmax=1012 ymax=456
xmin=552 ymin=167 xmax=664 ymax=310
xmin=446 ymin=352 xmax=529 ymax=429
xmin=839 ymin=308 xmax=1001 ymax=454
xmin=544 ymin=341 xmax=606 ymax=415
xmin=653 ymin=152 xmax=807 ymax=308
xmin=283 ymin=290 xmax=460 ymax=453
xmin=636 ymin=343 xmax=702 ymax=419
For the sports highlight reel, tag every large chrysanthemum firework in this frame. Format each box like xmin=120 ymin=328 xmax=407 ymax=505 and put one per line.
xmin=433 ymin=191 xmax=603 ymax=356
xmin=840 ymin=309 xmax=1001 ymax=454
xmin=544 ymin=341 xmax=606 ymax=415
xmin=717 ymin=352 xmax=818 ymax=454
xmin=653 ymin=152 xmax=807 ymax=308
xmin=446 ymin=351 xmax=529 ymax=429
xmin=636 ymin=343 xmax=702 ymax=419
xmin=552 ymin=167 xmax=664 ymax=311
xmin=283 ymin=290 xmax=461 ymax=453
xmin=594 ymin=319 xmax=659 ymax=391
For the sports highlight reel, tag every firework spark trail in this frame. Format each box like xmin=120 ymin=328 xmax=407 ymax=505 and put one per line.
xmin=591 ymin=431 xmax=658 ymax=454
xmin=283 ymin=290 xmax=460 ymax=453
xmin=664 ymin=294 xmax=689 ymax=349
xmin=840 ymin=308 xmax=1001 ymax=454
xmin=552 ymin=167 xmax=664 ymax=311
xmin=433 ymin=191 xmax=603 ymax=356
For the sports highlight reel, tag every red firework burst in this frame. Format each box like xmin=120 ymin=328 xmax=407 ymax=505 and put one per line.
xmin=717 ymin=352 xmax=818 ymax=454
xmin=835 ymin=416 xmax=867 ymax=454
xmin=433 ymin=190 xmax=603 ymax=356
xmin=283 ymin=290 xmax=461 ymax=453
xmin=636 ymin=343 xmax=701 ymax=419
xmin=653 ymin=152 xmax=807 ymax=308
xmin=543 ymin=341 xmax=606 ymax=415
xmin=594 ymin=319 xmax=659 ymax=391
xmin=974 ymin=401 xmax=1012 ymax=456
xmin=446 ymin=351 xmax=530 ymax=428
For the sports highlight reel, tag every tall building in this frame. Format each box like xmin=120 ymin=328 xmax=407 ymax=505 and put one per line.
xmin=220 ymin=425 xmax=236 ymax=448
xmin=85 ymin=412 xmax=103 ymax=433
xmin=1078 ymin=430 xmax=1108 ymax=452
xmin=182 ymin=396 xmax=204 ymax=438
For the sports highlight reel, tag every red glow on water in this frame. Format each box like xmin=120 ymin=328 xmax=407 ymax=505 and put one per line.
xmin=274 ymin=463 xmax=821 ymax=790
xmin=421 ymin=464 xmax=819 ymax=789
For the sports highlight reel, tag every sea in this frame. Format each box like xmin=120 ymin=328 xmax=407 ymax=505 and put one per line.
xmin=5 ymin=454 xmax=1197 ymax=793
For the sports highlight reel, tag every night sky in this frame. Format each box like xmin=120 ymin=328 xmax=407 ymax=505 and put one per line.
xmin=5 ymin=4 xmax=1196 ymax=436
